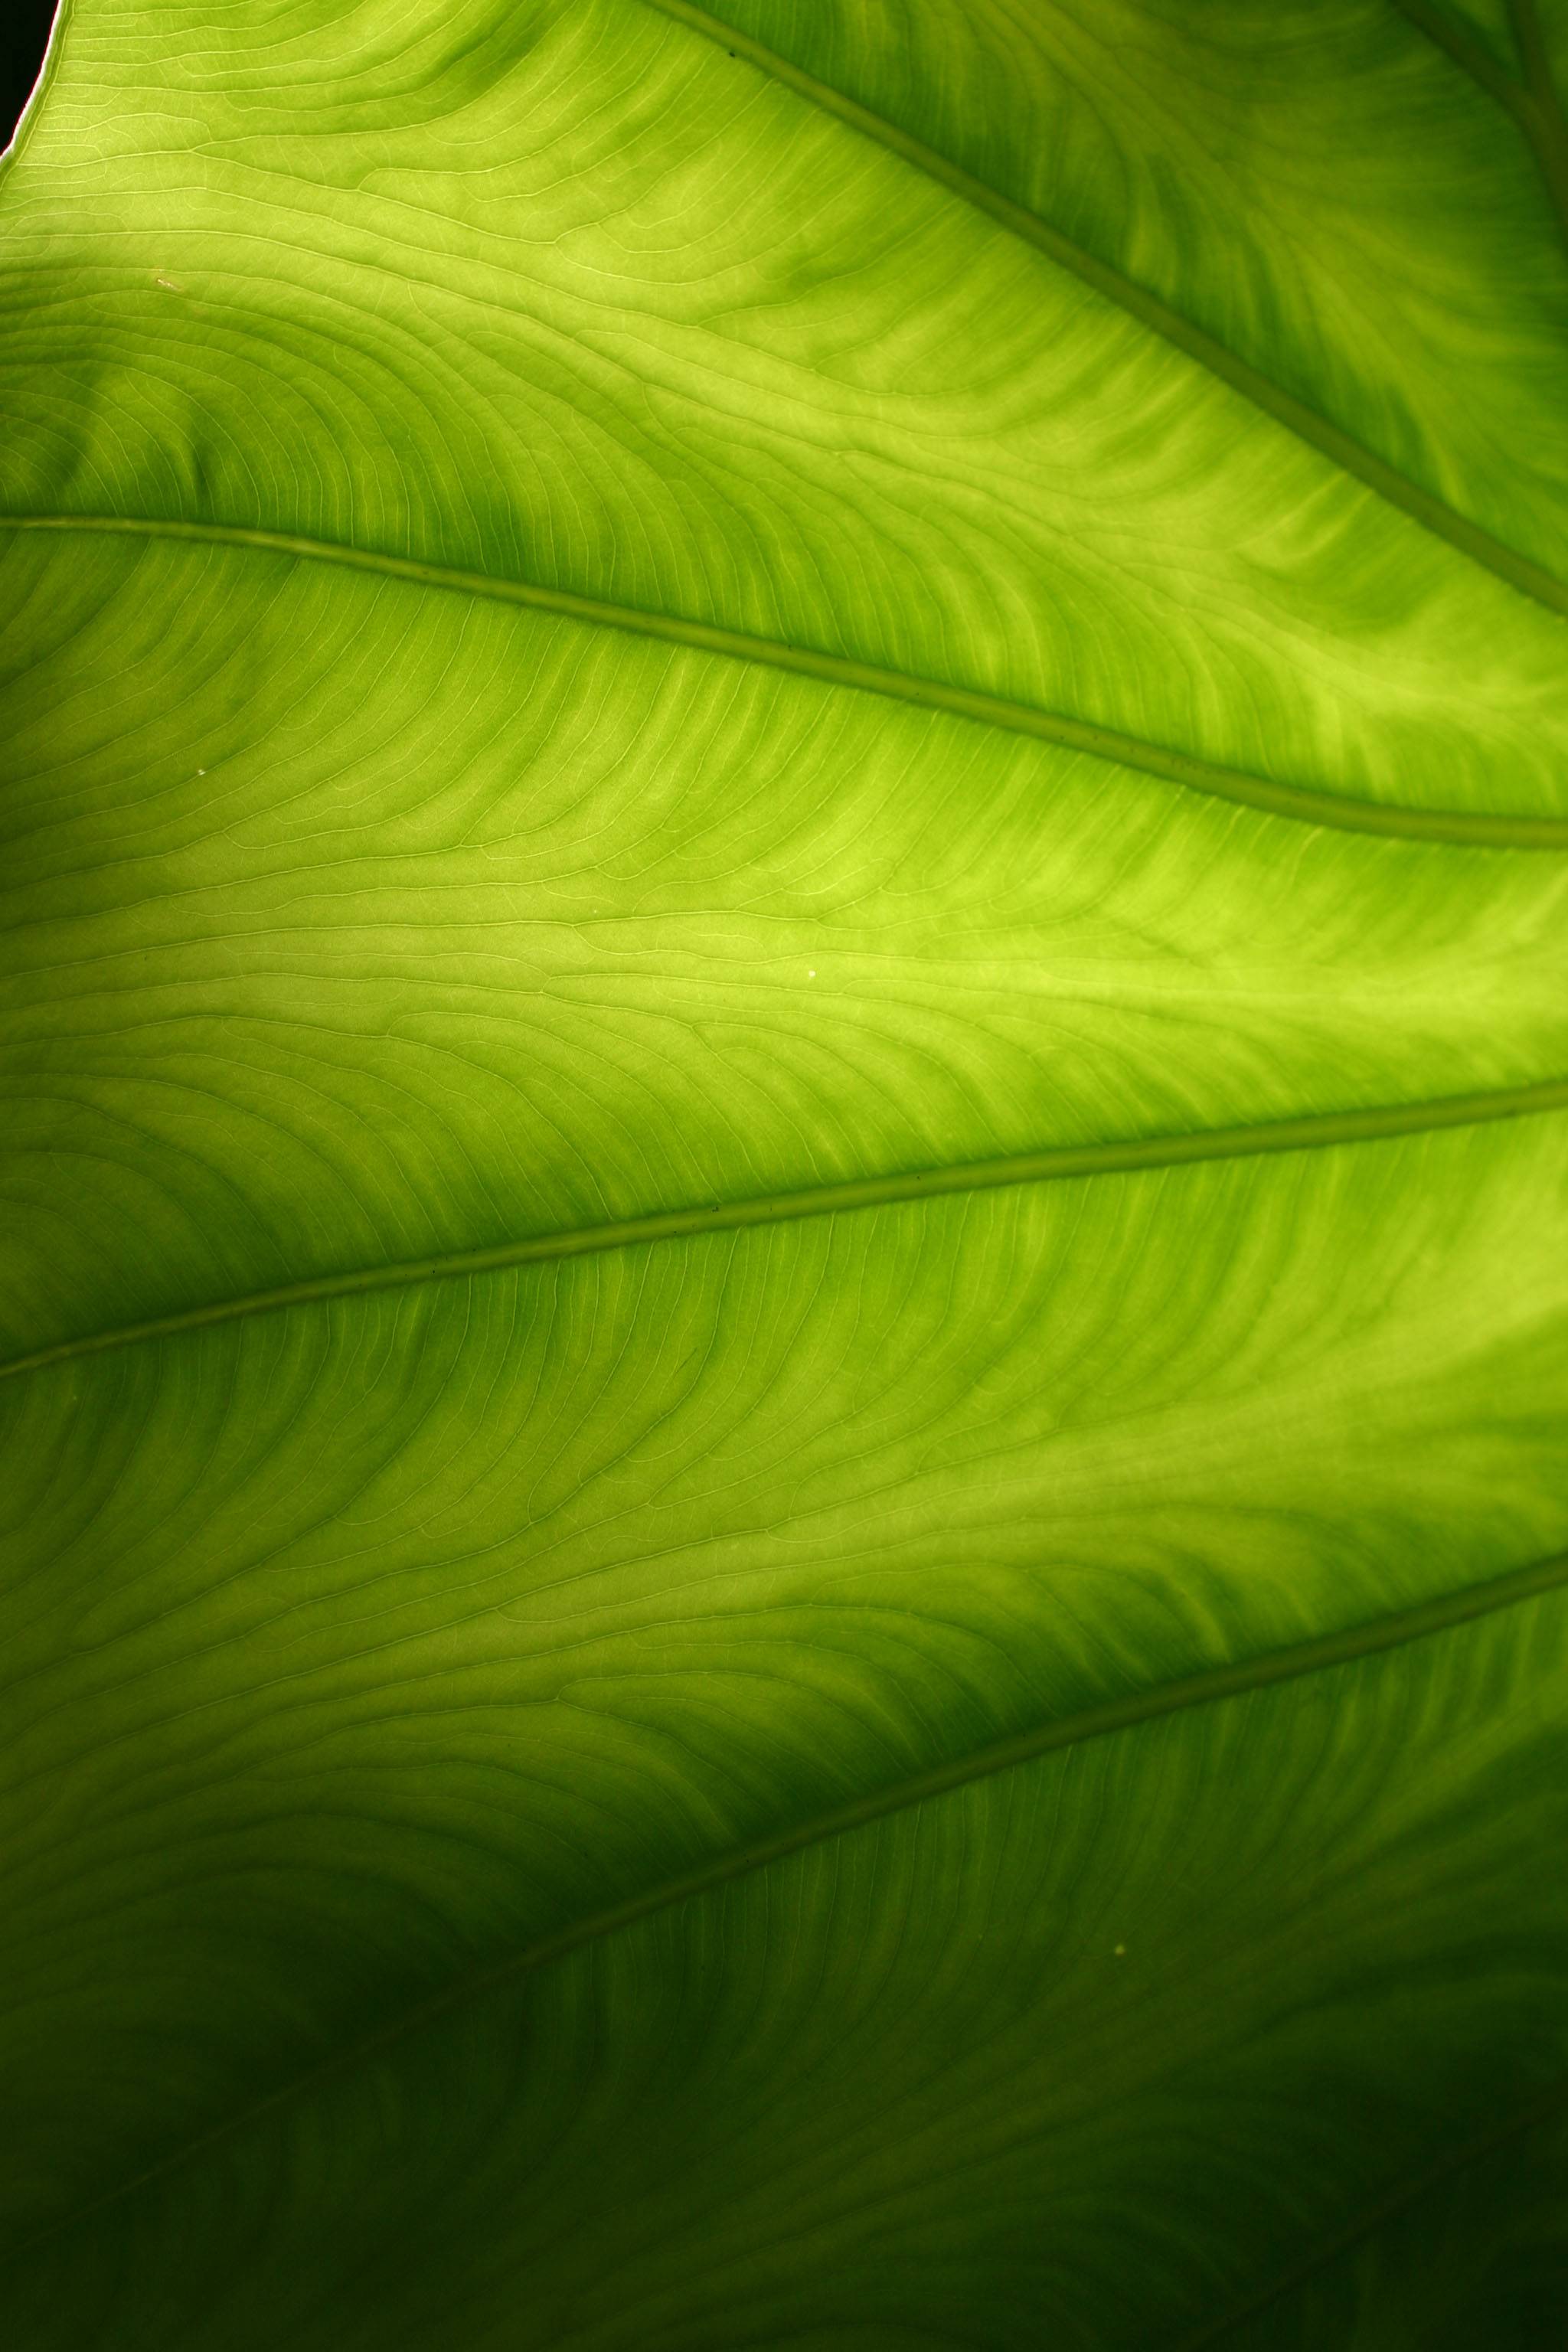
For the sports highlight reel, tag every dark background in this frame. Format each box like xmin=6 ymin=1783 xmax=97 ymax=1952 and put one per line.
xmin=5 ymin=0 xmax=59 ymax=146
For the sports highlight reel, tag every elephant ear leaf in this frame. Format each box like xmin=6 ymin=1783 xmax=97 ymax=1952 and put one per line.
xmin=4 ymin=1 xmax=1568 ymax=2344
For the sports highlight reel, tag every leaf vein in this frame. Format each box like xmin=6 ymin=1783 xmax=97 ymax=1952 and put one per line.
xmin=1508 ymin=0 xmax=1568 ymax=251
xmin=3 ymin=1076 xmax=1566 ymax=1382
xmin=640 ymin=0 xmax=1568 ymax=618
xmin=7 ymin=1544 xmax=1566 ymax=2276
xmin=5 ymin=513 xmax=1568 ymax=848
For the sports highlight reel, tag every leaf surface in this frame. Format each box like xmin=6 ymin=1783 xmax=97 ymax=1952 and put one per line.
xmin=3 ymin=2 xmax=1568 ymax=2344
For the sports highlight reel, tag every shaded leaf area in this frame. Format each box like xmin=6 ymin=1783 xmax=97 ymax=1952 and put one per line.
xmin=5 ymin=1132 xmax=1568 ymax=2340
xmin=5 ymin=1579 xmax=1568 ymax=2347
xmin=2 ymin=1 xmax=1568 ymax=2344
xmin=1191 ymin=2097 xmax=1568 ymax=2351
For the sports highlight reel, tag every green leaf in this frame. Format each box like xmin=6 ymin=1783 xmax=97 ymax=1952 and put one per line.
xmin=4 ymin=0 xmax=1568 ymax=2341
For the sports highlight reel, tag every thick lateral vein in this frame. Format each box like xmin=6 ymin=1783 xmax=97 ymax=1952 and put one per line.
xmin=6 ymin=514 xmax=1568 ymax=849
xmin=8 ymin=1544 xmax=1566 ymax=2272
xmin=1395 ymin=0 xmax=1568 ymax=250
xmin=4 ymin=1076 xmax=1566 ymax=1383
xmin=1392 ymin=0 xmax=1530 ymax=112
xmin=641 ymin=0 xmax=1568 ymax=622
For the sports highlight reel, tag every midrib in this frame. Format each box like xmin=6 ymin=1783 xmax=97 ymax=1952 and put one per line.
xmin=640 ymin=0 xmax=1568 ymax=623
xmin=6 ymin=513 xmax=1568 ymax=851
xmin=7 ymin=1542 xmax=1567 ymax=2274
xmin=4 ymin=1075 xmax=1567 ymax=1382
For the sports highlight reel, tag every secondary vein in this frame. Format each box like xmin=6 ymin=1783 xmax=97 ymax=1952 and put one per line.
xmin=1395 ymin=0 xmax=1568 ymax=253
xmin=3 ymin=1076 xmax=1566 ymax=1383
xmin=5 ymin=514 xmax=1568 ymax=849
xmin=640 ymin=0 xmax=1568 ymax=621
xmin=8 ymin=1543 xmax=1566 ymax=2272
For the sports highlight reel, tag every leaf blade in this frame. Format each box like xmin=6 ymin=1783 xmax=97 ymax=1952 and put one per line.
xmin=4 ymin=2 xmax=1568 ymax=2341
